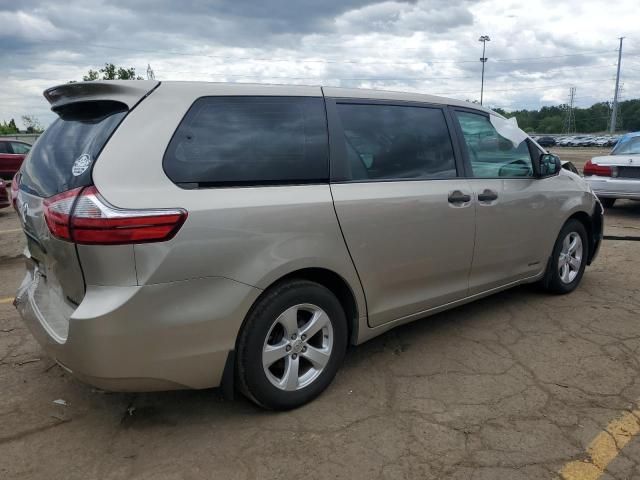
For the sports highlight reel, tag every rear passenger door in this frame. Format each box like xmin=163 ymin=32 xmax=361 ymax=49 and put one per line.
xmin=327 ymin=99 xmax=476 ymax=327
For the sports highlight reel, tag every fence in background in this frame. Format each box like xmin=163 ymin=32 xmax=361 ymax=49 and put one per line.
xmin=0 ymin=134 xmax=41 ymax=145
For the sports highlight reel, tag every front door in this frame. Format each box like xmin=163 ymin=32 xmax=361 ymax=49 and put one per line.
xmin=452 ymin=109 xmax=554 ymax=294
xmin=328 ymin=100 xmax=476 ymax=327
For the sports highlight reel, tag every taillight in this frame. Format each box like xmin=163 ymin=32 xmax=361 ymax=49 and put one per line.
xmin=43 ymin=186 xmax=187 ymax=245
xmin=43 ymin=187 xmax=81 ymax=240
xmin=583 ymin=160 xmax=614 ymax=177
xmin=10 ymin=172 xmax=20 ymax=210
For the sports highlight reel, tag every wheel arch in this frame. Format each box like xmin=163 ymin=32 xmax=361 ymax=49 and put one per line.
xmin=250 ymin=267 xmax=361 ymax=346
xmin=566 ymin=209 xmax=600 ymax=265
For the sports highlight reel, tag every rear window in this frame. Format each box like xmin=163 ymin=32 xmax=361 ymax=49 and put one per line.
xmin=20 ymin=101 xmax=127 ymax=198
xmin=163 ymin=96 xmax=328 ymax=187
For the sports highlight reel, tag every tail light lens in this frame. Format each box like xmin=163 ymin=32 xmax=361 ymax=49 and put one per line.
xmin=10 ymin=172 xmax=20 ymax=210
xmin=43 ymin=187 xmax=81 ymax=240
xmin=583 ymin=160 xmax=614 ymax=177
xmin=43 ymin=186 xmax=187 ymax=245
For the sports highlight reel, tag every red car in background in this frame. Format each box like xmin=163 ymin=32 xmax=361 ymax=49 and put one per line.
xmin=0 ymin=179 xmax=9 ymax=209
xmin=0 ymin=139 xmax=31 ymax=179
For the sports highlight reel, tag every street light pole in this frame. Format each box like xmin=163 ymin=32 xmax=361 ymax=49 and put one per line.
xmin=478 ymin=35 xmax=490 ymax=105
xmin=610 ymin=37 xmax=624 ymax=134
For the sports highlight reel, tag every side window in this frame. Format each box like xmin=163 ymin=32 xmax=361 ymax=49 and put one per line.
xmin=455 ymin=111 xmax=533 ymax=178
xmin=0 ymin=142 xmax=9 ymax=154
xmin=10 ymin=142 xmax=31 ymax=154
xmin=163 ymin=96 xmax=328 ymax=187
xmin=335 ymin=103 xmax=457 ymax=181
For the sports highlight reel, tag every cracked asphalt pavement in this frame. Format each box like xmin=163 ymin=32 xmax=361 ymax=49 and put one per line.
xmin=1 ymin=177 xmax=640 ymax=479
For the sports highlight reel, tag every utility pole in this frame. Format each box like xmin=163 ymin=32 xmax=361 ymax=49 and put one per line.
xmin=618 ymin=83 xmax=624 ymax=131
xmin=563 ymin=87 xmax=576 ymax=134
xmin=610 ymin=37 xmax=624 ymax=134
xmin=478 ymin=35 xmax=490 ymax=105
xmin=609 ymin=83 xmax=625 ymax=132
xmin=146 ymin=64 xmax=156 ymax=80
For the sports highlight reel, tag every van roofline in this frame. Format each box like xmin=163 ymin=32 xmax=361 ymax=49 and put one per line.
xmin=321 ymin=86 xmax=498 ymax=115
xmin=44 ymin=80 xmax=501 ymax=117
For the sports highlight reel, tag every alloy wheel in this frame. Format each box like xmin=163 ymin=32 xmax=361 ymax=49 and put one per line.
xmin=262 ymin=303 xmax=334 ymax=391
xmin=558 ymin=232 xmax=583 ymax=284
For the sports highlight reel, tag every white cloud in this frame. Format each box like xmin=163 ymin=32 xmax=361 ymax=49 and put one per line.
xmin=0 ymin=0 xmax=638 ymax=129
xmin=0 ymin=10 xmax=66 ymax=41
xmin=334 ymin=0 xmax=473 ymax=34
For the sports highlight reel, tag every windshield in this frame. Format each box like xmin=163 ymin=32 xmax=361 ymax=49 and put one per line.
xmin=611 ymin=135 xmax=640 ymax=155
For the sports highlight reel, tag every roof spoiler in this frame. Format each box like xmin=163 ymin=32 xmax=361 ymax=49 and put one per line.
xmin=44 ymin=80 xmax=160 ymax=112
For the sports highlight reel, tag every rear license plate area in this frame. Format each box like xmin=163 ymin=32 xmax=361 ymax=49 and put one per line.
xmin=618 ymin=167 xmax=640 ymax=179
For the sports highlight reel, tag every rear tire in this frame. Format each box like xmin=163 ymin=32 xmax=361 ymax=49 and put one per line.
xmin=543 ymin=219 xmax=589 ymax=294
xmin=600 ymin=198 xmax=616 ymax=208
xmin=236 ymin=279 xmax=347 ymax=410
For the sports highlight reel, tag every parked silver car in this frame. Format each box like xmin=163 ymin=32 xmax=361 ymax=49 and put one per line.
xmin=584 ymin=132 xmax=640 ymax=207
xmin=14 ymin=81 xmax=603 ymax=409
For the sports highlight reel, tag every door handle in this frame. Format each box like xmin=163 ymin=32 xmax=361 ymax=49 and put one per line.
xmin=477 ymin=189 xmax=498 ymax=202
xmin=448 ymin=191 xmax=472 ymax=204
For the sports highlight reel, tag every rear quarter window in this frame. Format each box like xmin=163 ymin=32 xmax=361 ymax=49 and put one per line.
xmin=163 ymin=96 xmax=329 ymax=187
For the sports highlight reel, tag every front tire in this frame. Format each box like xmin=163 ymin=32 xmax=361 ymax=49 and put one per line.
xmin=543 ymin=219 xmax=589 ymax=294
xmin=236 ymin=279 xmax=347 ymax=410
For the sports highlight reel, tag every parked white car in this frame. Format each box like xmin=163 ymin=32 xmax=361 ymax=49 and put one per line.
xmin=584 ymin=132 xmax=640 ymax=207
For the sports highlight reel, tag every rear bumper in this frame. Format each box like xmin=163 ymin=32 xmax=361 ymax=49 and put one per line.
xmin=15 ymin=267 xmax=261 ymax=391
xmin=585 ymin=176 xmax=640 ymax=200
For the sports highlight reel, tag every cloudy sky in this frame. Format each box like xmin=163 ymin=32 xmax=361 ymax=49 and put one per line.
xmin=1 ymin=0 xmax=639 ymax=128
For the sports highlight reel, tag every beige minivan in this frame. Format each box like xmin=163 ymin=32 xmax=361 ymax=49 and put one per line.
xmin=13 ymin=81 xmax=603 ymax=409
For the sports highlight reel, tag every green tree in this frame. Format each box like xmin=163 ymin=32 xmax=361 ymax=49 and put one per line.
xmin=21 ymin=115 xmax=44 ymax=134
xmin=537 ymin=115 xmax=564 ymax=133
xmin=83 ymin=69 xmax=100 ymax=81
xmin=0 ymin=119 xmax=19 ymax=134
xmin=82 ymin=63 xmax=144 ymax=81
xmin=490 ymin=99 xmax=640 ymax=134
xmin=619 ymin=99 xmax=640 ymax=132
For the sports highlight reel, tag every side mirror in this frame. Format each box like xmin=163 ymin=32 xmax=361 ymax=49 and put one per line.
xmin=537 ymin=153 xmax=561 ymax=177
